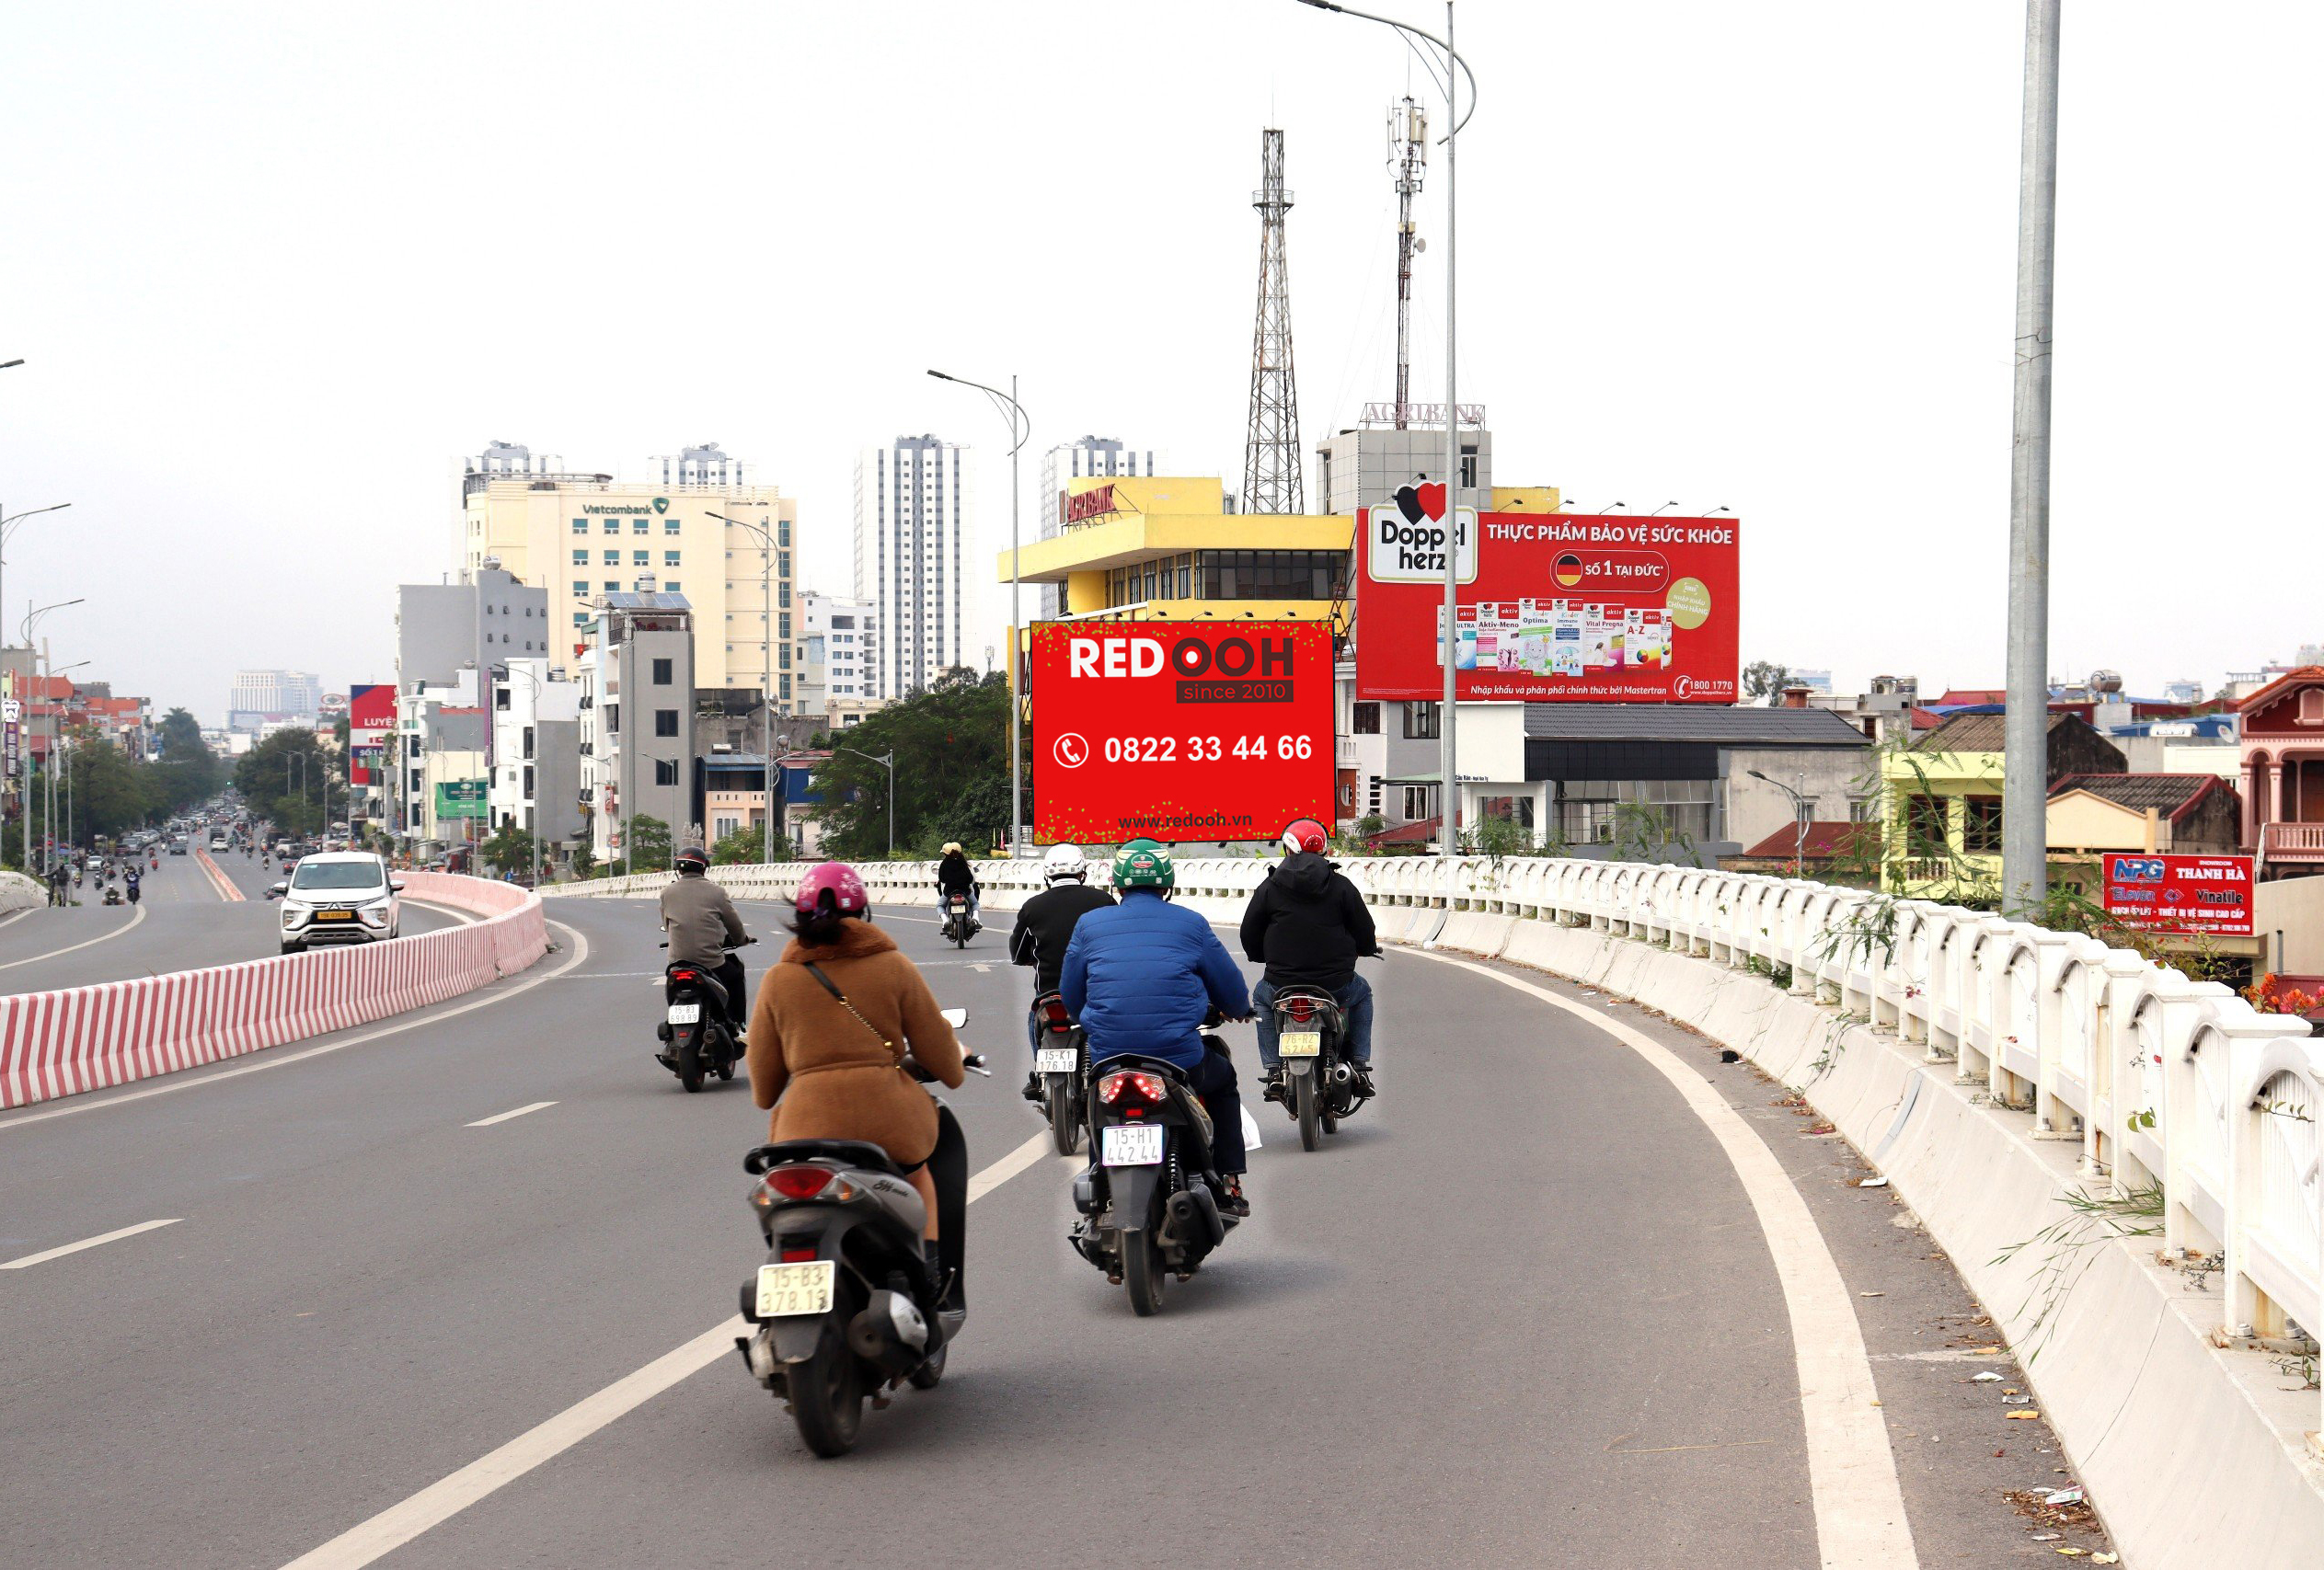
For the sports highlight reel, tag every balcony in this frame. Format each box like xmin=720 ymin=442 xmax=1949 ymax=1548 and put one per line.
xmin=2260 ymin=821 xmax=2324 ymax=864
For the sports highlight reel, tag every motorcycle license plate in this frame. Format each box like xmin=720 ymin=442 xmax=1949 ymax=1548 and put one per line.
xmin=1034 ymin=1048 xmax=1078 ymax=1074
xmin=1101 ymin=1124 xmax=1165 ymax=1166
xmin=667 ymin=1003 xmax=701 ymax=1024
xmin=755 ymin=1260 xmax=835 ymax=1318
xmin=1279 ymin=1031 xmax=1323 ymax=1058
xmin=314 ymin=911 xmax=353 ymax=922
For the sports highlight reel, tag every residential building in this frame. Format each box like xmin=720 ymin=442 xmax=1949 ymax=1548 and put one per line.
xmin=1807 ymin=674 xmax=1921 ymax=747
xmin=458 ymin=440 xmax=798 ymax=711
xmin=2047 ymin=774 xmax=2242 ymax=857
xmin=1035 ymin=437 xmax=1158 ymax=618
xmin=2234 ymin=665 xmax=2324 ymax=877
xmin=1721 ymin=820 xmax=1881 ymax=879
xmin=856 ymin=434 xmax=972 ymax=698
xmin=798 ymin=591 xmax=881 ymax=717
xmin=489 ymin=658 xmax=585 ymax=856
xmin=227 ymin=670 xmax=321 ymax=732
xmin=391 ymin=566 xmax=547 ymax=838
xmin=1881 ymin=711 xmax=2126 ymax=897
xmin=1314 ymin=411 xmax=1494 ymax=520
xmin=696 ymin=749 xmax=829 ymax=855
xmin=581 ymin=591 xmax=696 ymax=868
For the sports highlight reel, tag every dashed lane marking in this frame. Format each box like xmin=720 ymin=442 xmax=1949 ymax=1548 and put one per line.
xmin=466 ymin=1101 xmax=558 ymax=1129
xmin=2 ymin=1217 xmax=181 ymax=1270
xmin=275 ymin=1131 xmax=1055 ymax=1570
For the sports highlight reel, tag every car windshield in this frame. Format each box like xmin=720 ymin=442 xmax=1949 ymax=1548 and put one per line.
xmin=292 ymin=862 xmax=385 ymax=891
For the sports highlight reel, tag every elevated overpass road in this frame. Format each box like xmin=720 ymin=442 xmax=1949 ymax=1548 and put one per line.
xmin=0 ymin=893 xmax=2101 ymax=1566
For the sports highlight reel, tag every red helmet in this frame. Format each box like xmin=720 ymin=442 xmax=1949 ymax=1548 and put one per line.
xmin=1280 ymin=819 xmax=1329 ymax=855
xmin=794 ymin=861 xmax=869 ymax=918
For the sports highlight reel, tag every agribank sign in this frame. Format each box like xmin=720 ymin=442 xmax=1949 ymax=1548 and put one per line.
xmin=1031 ymin=621 xmax=1333 ymax=844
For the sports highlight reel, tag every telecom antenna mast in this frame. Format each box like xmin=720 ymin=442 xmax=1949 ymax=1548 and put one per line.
xmin=1242 ymin=127 xmax=1305 ymax=514
xmin=1388 ymin=97 xmax=1428 ymax=430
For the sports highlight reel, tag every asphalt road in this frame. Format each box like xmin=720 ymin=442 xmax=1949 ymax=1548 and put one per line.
xmin=0 ymin=851 xmax=459 ymax=995
xmin=0 ymin=891 xmax=2114 ymax=1567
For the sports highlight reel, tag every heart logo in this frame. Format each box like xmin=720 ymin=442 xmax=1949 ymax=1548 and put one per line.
xmin=1416 ymin=481 xmax=1448 ymax=521
xmin=1392 ymin=484 xmax=1425 ymax=525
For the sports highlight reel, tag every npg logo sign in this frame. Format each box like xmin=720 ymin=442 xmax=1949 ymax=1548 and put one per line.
xmin=2111 ymin=857 xmax=2168 ymax=883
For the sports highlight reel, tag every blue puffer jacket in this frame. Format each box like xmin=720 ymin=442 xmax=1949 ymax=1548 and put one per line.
xmin=1060 ymin=889 xmax=1250 ymax=1071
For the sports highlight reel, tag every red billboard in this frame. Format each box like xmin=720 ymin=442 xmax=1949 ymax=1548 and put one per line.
xmin=348 ymin=682 xmax=395 ymax=785
xmin=1355 ymin=492 xmax=1740 ymax=702
xmin=1030 ymin=621 xmax=1334 ymax=844
xmin=2101 ymin=853 xmax=2254 ymax=937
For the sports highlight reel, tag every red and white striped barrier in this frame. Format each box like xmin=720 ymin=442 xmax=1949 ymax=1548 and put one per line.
xmin=0 ymin=873 xmax=549 ymax=1111
xmin=194 ymin=848 xmax=245 ymax=902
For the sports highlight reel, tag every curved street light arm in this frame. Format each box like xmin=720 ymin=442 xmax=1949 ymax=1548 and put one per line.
xmin=1297 ymin=0 xmax=1477 ymax=135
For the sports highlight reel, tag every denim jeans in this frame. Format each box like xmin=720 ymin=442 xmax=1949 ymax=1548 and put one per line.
xmin=1252 ymin=974 xmax=1374 ymax=1069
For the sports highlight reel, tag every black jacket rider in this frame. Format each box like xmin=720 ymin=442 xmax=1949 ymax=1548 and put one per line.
xmin=1238 ymin=851 xmax=1377 ymax=992
xmin=936 ymin=850 xmax=977 ymax=897
xmin=1008 ymin=881 xmax=1116 ymax=994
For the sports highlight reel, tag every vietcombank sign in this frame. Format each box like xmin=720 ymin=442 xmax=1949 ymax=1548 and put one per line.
xmin=434 ymin=780 xmax=489 ymax=819
xmin=1030 ymin=621 xmax=1333 ymax=844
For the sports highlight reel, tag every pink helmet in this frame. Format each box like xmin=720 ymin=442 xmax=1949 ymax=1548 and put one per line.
xmin=794 ymin=861 xmax=869 ymax=918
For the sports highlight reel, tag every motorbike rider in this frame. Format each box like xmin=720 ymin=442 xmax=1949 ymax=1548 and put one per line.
xmin=47 ymin=861 xmax=70 ymax=907
xmin=935 ymin=842 xmax=980 ymax=927
xmin=746 ymin=861 xmax=970 ymax=1302
xmin=1060 ymin=839 xmax=1253 ymax=1218
xmin=1240 ymin=819 xmax=1378 ymax=1101
xmin=658 ymin=845 xmax=749 ymax=1047
xmin=1007 ymin=842 xmax=1115 ymax=1100
xmin=125 ymin=866 xmax=143 ymax=906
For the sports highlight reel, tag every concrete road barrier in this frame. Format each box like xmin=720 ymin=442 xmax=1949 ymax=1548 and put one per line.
xmin=0 ymin=872 xmax=547 ymax=1111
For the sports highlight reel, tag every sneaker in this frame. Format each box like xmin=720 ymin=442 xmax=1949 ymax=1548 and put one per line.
xmin=1260 ymin=1069 xmax=1288 ymax=1105
xmin=1351 ymin=1063 xmax=1375 ymax=1097
xmin=1218 ymin=1175 xmax=1251 ymax=1219
xmin=1021 ymin=1072 xmax=1045 ymax=1104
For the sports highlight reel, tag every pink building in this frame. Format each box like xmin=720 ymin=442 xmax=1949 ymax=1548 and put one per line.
xmin=2236 ymin=665 xmax=2324 ymax=876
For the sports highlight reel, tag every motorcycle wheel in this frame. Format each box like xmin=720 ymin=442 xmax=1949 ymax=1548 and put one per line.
xmin=787 ymin=1338 xmax=866 ymax=1457
xmin=1123 ymin=1229 xmax=1167 ymax=1316
xmin=1295 ymin=1072 xmax=1322 ymax=1152
xmin=1047 ymin=1080 xmax=1080 ymax=1156
xmin=677 ymin=1037 xmax=704 ymax=1094
xmin=906 ymin=1341 xmax=947 ymax=1391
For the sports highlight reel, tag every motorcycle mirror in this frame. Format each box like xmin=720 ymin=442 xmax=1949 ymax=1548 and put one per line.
xmin=938 ymin=1007 xmax=968 ymax=1029
xmin=268 ymin=883 xmax=287 ymax=898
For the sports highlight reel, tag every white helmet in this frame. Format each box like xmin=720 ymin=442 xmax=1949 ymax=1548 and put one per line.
xmin=1041 ymin=842 xmax=1088 ymax=883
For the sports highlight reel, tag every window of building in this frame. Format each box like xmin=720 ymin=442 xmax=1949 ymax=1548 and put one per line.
xmin=573 ymin=612 xmax=588 ymax=626
xmin=1555 ymin=778 xmax=1720 ymax=846
xmin=1962 ymin=795 xmax=2003 ymax=854
xmin=777 ymin=612 xmax=791 ymax=638
xmin=522 ymin=764 xmax=535 ymax=797
xmin=603 ymin=550 xmax=618 ymax=565
xmin=654 ymin=758 xmax=678 ymax=786
xmin=571 ymin=579 xmax=587 ymax=595
xmin=1481 ymin=795 xmax=1536 ymax=830
xmin=570 ymin=548 xmax=587 ymax=566
xmin=778 ymin=583 xmax=791 ymax=608
xmin=1400 ymin=784 xmax=1434 ymax=820
xmin=653 ymin=709 xmax=678 ymax=737
xmin=1352 ymin=702 xmax=1381 ymax=735
xmin=522 ymin=725 xmax=534 ymax=759
xmin=632 ymin=519 xmax=649 ymax=534
xmin=778 ymin=519 xmax=791 ymax=547
xmin=605 ymin=704 xmax=619 ymax=734
xmin=1196 ymin=549 xmax=1349 ymax=601
xmin=778 ymin=550 xmax=790 ymax=579
xmin=494 ymin=687 xmax=512 ymax=710
xmin=651 ymin=657 xmax=672 ymax=685
xmin=604 ymin=580 xmax=619 ymax=592
xmin=632 ymin=550 xmax=649 ymax=567
xmin=663 ymin=550 xmax=680 ymax=567
xmin=663 ymin=580 xmax=678 ymax=598
xmin=780 ymin=673 xmax=791 ymax=700
xmin=833 ymin=614 xmax=854 ymax=630
xmin=1403 ymin=701 xmax=1440 ymax=739
xmin=1459 ymin=443 xmax=1478 ymax=488
xmin=1905 ymin=795 xmax=1950 ymax=859
xmin=603 ymin=520 xmax=618 ymax=533
xmin=570 ymin=519 xmax=587 ymax=534
xmin=663 ymin=518 xmax=681 ymax=534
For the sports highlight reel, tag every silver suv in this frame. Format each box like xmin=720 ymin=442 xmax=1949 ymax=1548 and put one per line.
xmin=273 ymin=852 xmax=404 ymax=954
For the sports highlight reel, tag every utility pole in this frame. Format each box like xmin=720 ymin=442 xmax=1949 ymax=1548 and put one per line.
xmin=2002 ymin=0 xmax=2060 ymax=915
xmin=1388 ymin=97 xmax=1427 ymax=428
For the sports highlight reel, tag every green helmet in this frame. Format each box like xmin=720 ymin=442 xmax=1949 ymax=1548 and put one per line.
xmin=1111 ymin=838 xmax=1176 ymax=890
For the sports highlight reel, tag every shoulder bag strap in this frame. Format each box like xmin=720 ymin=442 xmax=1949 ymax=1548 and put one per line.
xmin=802 ymin=962 xmax=898 ymax=1055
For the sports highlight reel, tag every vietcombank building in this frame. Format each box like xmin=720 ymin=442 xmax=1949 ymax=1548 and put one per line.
xmin=459 ymin=440 xmax=800 ymax=711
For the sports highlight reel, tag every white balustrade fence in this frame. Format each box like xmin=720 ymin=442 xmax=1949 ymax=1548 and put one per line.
xmin=555 ymin=853 xmax=2323 ymax=1435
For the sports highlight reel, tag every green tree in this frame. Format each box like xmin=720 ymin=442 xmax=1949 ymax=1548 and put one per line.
xmin=232 ymin=728 xmax=339 ymax=835
xmin=149 ymin=706 xmax=223 ymax=815
xmin=70 ymin=734 xmax=164 ymax=843
xmin=711 ymin=821 xmax=792 ymax=865
xmin=569 ymin=840 xmax=597 ymax=880
xmin=1742 ymin=660 xmax=1793 ymax=706
xmin=479 ymin=821 xmax=536 ymax=877
xmin=811 ymin=670 xmax=1014 ymax=859
xmin=622 ymin=813 xmax=672 ymax=870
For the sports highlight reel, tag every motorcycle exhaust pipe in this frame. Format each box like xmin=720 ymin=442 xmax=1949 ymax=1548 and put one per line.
xmin=1166 ymin=1186 xmax=1226 ymax=1250
xmin=847 ymin=1289 xmax=931 ymax=1377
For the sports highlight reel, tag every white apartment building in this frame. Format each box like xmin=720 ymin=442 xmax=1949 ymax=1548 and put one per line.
xmin=1033 ymin=436 xmax=1157 ymax=618
xmin=488 ymin=657 xmax=585 ymax=852
xmin=459 ymin=440 xmax=800 ymax=714
xmin=227 ymin=670 xmax=322 ymax=730
xmin=854 ymin=434 xmax=970 ymax=698
xmin=799 ymin=591 xmax=880 ymax=715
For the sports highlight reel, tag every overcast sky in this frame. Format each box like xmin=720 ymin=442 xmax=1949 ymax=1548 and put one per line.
xmin=3 ymin=2 xmax=2316 ymax=722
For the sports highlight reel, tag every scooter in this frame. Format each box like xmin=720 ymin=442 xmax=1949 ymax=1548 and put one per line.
xmin=658 ymin=938 xmax=754 ymax=1093
xmin=1027 ymin=991 xmax=1086 ymax=1156
xmin=102 ymin=885 xmax=124 ymax=907
xmin=939 ymin=891 xmax=979 ymax=948
xmin=1267 ymin=986 xmax=1372 ymax=1152
xmin=734 ymin=1014 xmax=986 ymax=1458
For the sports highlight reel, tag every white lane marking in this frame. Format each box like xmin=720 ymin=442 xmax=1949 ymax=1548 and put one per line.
xmin=404 ymin=898 xmax=478 ymax=928
xmin=0 ymin=922 xmax=591 ymax=1133
xmin=1402 ymin=949 xmax=1919 ymax=1570
xmin=0 ymin=908 xmax=36 ymax=934
xmin=466 ymin=1101 xmax=558 ymax=1129
xmin=0 ymin=902 xmax=148 ymax=973
xmin=277 ymin=1129 xmax=1055 ymax=1570
xmin=2 ymin=1216 xmax=181 ymax=1270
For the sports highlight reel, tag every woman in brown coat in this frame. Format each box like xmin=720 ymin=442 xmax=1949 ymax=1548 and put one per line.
xmin=746 ymin=862 xmax=965 ymax=1243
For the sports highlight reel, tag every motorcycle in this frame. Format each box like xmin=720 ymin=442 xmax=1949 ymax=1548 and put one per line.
xmin=102 ymin=885 xmax=124 ymax=907
xmin=658 ymin=938 xmax=754 ymax=1094
xmin=1069 ymin=1029 xmax=1240 ymax=1317
xmin=125 ymin=877 xmax=143 ymax=907
xmin=734 ymin=1014 xmax=986 ymax=1458
xmin=939 ymin=890 xmax=979 ymax=948
xmin=1270 ymin=986 xmax=1371 ymax=1152
xmin=1028 ymin=991 xmax=1086 ymax=1156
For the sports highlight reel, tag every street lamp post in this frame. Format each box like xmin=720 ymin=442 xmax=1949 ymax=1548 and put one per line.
xmin=927 ymin=369 xmax=1030 ymax=858
xmin=1 ymin=504 xmax=71 ymax=854
xmin=23 ymin=600 xmax=83 ymax=874
xmin=1294 ymin=0 xmax=1473 ymax=857
xmin=834 ymin=746 xmax=896 ymax=861
xmin=1747 ymin=769 xmax=1815 ymax=877
xmin=708 ymin=510 xmax=780 ymax=865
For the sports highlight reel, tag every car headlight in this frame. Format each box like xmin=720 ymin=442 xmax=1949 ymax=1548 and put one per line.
xmin=358 ymin=900 xmax=389 ymax=927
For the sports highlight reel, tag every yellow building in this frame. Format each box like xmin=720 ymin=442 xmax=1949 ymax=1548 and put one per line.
xmin=459 ymin=442 xmax=800 ymax=712
xmin=1002 ymin=475 xmax=1352 ymax=628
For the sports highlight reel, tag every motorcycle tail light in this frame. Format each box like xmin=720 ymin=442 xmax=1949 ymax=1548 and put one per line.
xmin=1285 ymin=996 xmax=1316 ymax=1023
xmin=1041 ymin=998 xmax=1071 ymax=1028
xmin=765 ymin=1166 xmax=834 ymax=1201
xmin=780 ymin=1245 xmax=818 ymax=1263
xmin=1099 ymin=1070 xmax=1168 ymax=1106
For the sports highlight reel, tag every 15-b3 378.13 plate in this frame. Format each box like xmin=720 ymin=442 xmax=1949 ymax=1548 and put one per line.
xmin=755 ymin=1260 xmax=835 ymax=1318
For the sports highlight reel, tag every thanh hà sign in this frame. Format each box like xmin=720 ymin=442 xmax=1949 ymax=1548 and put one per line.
xmin=2101 ymin=853 xmax=2254 ymax=937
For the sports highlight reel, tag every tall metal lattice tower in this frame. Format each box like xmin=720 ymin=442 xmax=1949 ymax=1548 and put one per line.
xmin=1242 ymin=128 xmax=1304 ymax=514
xmin=1388 ymin=97 xmax=1429 ymax=430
